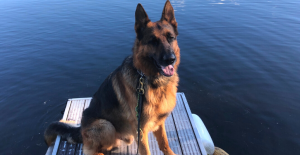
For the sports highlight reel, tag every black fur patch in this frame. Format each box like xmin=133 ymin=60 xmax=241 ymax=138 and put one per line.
xmin=44 ymin=122 xmax=82 ymax=143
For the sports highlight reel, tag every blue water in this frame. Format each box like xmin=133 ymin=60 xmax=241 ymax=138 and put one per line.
xmin=0 ymin=0 xmax=299 ymax=154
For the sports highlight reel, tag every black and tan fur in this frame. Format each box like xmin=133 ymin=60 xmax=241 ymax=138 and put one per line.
xmin=45 ymin=1 xmax=180 ymax=155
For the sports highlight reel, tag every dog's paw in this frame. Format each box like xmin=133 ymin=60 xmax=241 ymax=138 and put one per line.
xmin=122 ymin=135 xmax=134 ymax=145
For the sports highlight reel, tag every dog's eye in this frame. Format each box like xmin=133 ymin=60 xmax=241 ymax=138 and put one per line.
xmin=167 ymin=36 xmax=175 ymax=43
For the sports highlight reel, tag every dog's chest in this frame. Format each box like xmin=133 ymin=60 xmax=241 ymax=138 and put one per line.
xmin=145 ymin=85 xmax=177 ymax=113
xmin=142 ymin=89 xmax=176 ymax=130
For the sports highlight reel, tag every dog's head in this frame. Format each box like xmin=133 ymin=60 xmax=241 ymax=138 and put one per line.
xmin=133 ymin=1 xmax=180 ymax=78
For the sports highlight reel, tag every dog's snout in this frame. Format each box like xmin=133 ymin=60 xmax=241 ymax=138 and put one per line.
xmin=163 ymin=53 xmax=176 ymax=65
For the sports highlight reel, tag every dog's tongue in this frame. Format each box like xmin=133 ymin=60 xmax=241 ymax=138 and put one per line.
xmin=161 ymin=65 xmax=174 ymax=76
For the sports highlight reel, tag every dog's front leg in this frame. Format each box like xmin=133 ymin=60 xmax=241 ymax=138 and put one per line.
xmin=136 ymin=128 xmax=151 ymax=155
xmin=153 ymin=123 xmax=176 ymax=155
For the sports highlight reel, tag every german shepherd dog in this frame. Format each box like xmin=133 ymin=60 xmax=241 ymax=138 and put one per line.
xmin=45 ymin=1 xmax=180 ymax=155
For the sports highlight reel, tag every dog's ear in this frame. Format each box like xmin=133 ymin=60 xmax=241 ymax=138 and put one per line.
xmin=135 ymin=3 xmax=150 ymax=40
xmin=161 ymin=0 xmax=178 ymax=35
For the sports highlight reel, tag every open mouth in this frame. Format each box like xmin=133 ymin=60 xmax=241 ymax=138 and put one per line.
xmin=153 ymin=58 xmax=175 ymax=77
xmin=161 ymin=65 xmax=174 ymax=77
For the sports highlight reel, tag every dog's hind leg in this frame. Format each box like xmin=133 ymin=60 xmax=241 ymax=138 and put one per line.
xmin=81 ymin=119 xmax=119 ymax=155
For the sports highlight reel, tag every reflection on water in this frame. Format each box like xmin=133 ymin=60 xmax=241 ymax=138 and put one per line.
xmin=0 ymin=0 xmax=300 ymax=154
xmin=207 ymin=0 xmax=240 ymax=5
xmin=171 ymin=0 xmax=185 ymax=11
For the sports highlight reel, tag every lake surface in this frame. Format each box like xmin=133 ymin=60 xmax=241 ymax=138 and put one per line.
xmin=0 ymin=0 xmax=299 ymax=154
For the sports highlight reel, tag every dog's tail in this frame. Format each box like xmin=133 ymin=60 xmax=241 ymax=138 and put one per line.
xmin=44 ymin=121 xmax=82 ymax=146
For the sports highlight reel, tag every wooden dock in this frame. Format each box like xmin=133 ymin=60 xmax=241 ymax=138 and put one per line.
xmin=46 ymin=92 xmax=207 ymax=155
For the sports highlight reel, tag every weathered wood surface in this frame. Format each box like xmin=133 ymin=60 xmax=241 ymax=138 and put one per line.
xmin=45 ymin=93 xmax=206 ymax=155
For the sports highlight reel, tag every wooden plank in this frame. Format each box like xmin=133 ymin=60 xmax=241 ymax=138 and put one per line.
xmin=72 ymin=100 xmax=80 ymax=123
xmin=62 ymin=100 xmax=72 ymax=121
xmin=171 ymin=94 xmax=202 ymax=154
xmin=65 ymin=99 xmax=84 ymax=125
xmin=66 ymin=143 xmax=76 ymax=155
xmin=165 ymin=114 xmax=183 ymax=155
xmin=119 ymin=144 xmax=127 ymax=155
xmin=128 ymin=139 xmax=137 ymax=155
xmin=66 ymin=100 xmax=77 ymax=123
xmin=57 ymin=140 xmax=68 ymax=155
xmin=76 ymin=99 xmax=86 ymax=124
xmin=67 ymin=100 xmax=85 ymax=126
xmin=148 ymin=132 xmax=163 ymax=155
xmin=74 ymin=144 xmax=83 ymax=155
xmin=46 ymin=146 xmax=54 ymax=155
xmin=69 ymin=97 xmax=92 ymax=101
xmin=179 ymin=93 xmax=207 ymax=155
xmin=52 ymin=136 xmax=61 ymax=155
xmin=120 ymin=142 xmax=128 ymax=155
xmin=84 ymin=99 xmax=91 ymax=109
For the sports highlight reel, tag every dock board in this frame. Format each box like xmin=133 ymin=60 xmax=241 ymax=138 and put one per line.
xmin=46 ymin=93 xmax=207 ymax=155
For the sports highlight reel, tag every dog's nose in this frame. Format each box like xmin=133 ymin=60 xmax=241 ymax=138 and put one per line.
xmin=164 ymin=53 xmax=176 ymax=65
